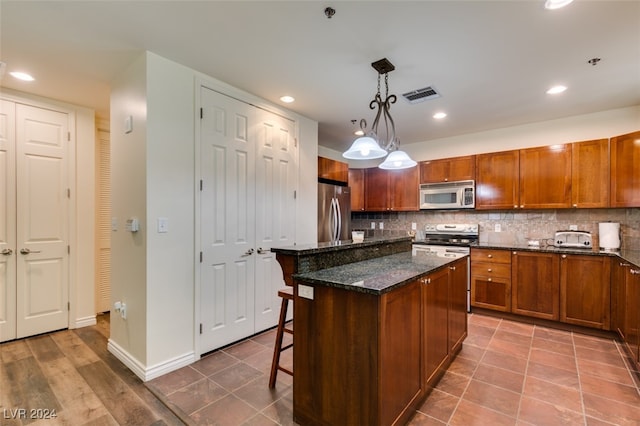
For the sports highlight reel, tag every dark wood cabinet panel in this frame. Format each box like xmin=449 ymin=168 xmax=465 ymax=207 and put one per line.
xmin=348 ymin=168 xmax=365 ymax=211
xmin=293 ymin=281 xmax=422 ymax=426
xmin=318 ymin=156 xmax=348 ymax=184
xmin=470 ymin=248 xmax=512 ymax=312
xmin=364 ymin=167 xmax=390 ymax=211
xmin=624 ymin=265 xmax=640 ymax=366
xmin=420 ymin=155 xmax=475 ymax=183
xmin=475 ymin=151 xmax=519 ymax=210
xmin=571 ymin=139 xmax=609 ymax=208
xmin=560 ymin=254 xmax=611 ymax=330
xmin=512 ymin=251 xmax=560 ymax=321
xmin=519 ymin=144 xmax=572 ymax=209
xmin=612 ymin=259 xmax=630 ymax=338
xmin=422 ymin=267 xmax=450 ymax=388
xmin=610 ymin=130 xmax=640 ymax=207
xmin=364 ymin=167 xmax=419 ymax=211
xmin=448 ymin=258 xmax=468 ymax=354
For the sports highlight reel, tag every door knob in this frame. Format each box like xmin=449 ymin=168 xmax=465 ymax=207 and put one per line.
xmin=1 ymin=248 xmax=12 ymax=255
xmin=20 ymin=248 xmax=41 ymax=254
xmin=243 ymin=248 xmax=255 ymax=256
xmin=257 ymin=247 xmax=268 ymax=255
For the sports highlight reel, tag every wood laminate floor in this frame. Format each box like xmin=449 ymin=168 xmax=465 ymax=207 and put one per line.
xmin=1 ymin=313 xmax=639 ymax=425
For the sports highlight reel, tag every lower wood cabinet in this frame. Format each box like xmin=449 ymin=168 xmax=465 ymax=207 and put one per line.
xmin=448 ymin=257 xmax=469 ymax=355
xmin=512 ymin=251 xmax=560 ymax=320
xmin=422 ymin=267 xmax=449 ymax=387
xmin=560 ymin=254 xmax=611 ymax=329
xmin=471 ymin=248 xmax=512 ymax=311
xmin=613 ymin=260 xmax=640 ymax=367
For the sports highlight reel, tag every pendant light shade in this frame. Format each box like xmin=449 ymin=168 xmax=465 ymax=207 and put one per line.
xmin=342 ymin=136 xmax=388 ymax=160
xmin=378 ymin=150 xmax=417 ymax=170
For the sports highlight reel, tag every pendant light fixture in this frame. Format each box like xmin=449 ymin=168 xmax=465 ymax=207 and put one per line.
xmin=343 ymin=58 xmax=417 ymax=169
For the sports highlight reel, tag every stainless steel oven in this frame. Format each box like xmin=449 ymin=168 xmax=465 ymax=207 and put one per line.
xmin=412 ymin=224 xmax=478 ymax=312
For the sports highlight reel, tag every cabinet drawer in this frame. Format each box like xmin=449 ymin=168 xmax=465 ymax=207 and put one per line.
xmin=471 ymin=249 xmax=511 ymax=264
xmin=471 ymin=262 xmax=511 ymax=279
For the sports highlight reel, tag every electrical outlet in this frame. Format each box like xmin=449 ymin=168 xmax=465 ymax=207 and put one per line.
xmin=494 ymin=224 xmax=501 ymax=232
xmin=371 ymin=222 xmax=376 ymax=229
xmin=411 ymin=222 xmax=417 ymax=230
xmin=120 ymin=303 xmax=127 ymax=319
xmin=379 ymin=222 xmax=384 ymax=230
xmin=569 ymin=224 xmax=578 ymax=231
xmin=298 ymin=285 xmax=314 ymax=300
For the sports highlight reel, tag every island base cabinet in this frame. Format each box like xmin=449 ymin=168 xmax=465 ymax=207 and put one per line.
xmin=293 ymin=281 xmax=422 ymax=426
xmin=422 ymin=267 xmax=450 ymax=388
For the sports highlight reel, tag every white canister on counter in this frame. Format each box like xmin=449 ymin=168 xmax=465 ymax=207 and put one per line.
xmin=599 ymin=222 xmax=620 ymax=251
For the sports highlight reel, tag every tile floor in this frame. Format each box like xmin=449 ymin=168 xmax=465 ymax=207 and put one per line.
xmin=146 ymin=314 xmax=640 ymax=425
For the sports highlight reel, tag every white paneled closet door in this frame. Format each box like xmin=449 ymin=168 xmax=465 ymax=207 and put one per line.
xmin=0 ymin=100 xmax=17 ymax=342
xmin=254 ymin=109 xmax=296 ymax=331
xmin=200 ymin=87 xmax=257 ymax=353
xmin=0 ymin=101 xmax=70 ymax=342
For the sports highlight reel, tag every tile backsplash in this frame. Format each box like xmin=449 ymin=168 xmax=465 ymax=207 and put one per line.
xmin=352 ymin=208 xmax=640 ymax=250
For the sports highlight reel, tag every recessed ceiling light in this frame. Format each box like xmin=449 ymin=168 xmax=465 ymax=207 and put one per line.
xmin=280 ymin=95 xmax=295 ymax=103
xmin=544 ymin=0 xmax=574 ymax=10
xmin=433 ymin=112 xmax=447 ymax=119
xmin=9 ymin=71 xmax=35 ymax=81
xmin=546 ymin=85 xmax=567 ymax=95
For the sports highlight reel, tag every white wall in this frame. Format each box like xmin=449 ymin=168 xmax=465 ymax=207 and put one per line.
xmin=403 ymin=105 xmax=640 ymax=161
xmin=109 ymin=51 xmax=318 ymax=380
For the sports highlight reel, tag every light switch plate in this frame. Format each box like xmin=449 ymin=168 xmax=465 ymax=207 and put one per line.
xmin=157 ymin=217 xmax=169 ymax=233
xmin=298 ymin=284 xmax=314 ymax=300
xmin=495 ymin=224 xmax=501 ymax=232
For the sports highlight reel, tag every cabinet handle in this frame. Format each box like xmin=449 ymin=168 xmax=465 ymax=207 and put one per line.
xmin=487 ymin=254 xmax=493 ymax=258
xmin=631 ymin=269 xmax=640 ymax=275
xmin=488 ymin=278 xmax=492 ymax=282
xmin=487 ymin=268 xmax=492 ymax=272
xmin=520 ymin=205 xmax=524 ymax=208
xmin=620 ymin=262 xmax=630 ymax=267
xmin=1 ymin=248 xmax=13 ymax=256
xmin=20 ymin=248 xmax=41 ymax=254
xmin=572 ymin=204 xmax=578 ymax=208
xmin=450 ymin=266 xmax=456 ymax=271
xmin=513 ymin=252 xmax=517 ymax=255
xmin=561 ymin=254 xmax=567 ymax=259
xmin=514 ymin=205 xmax=518 ymax=208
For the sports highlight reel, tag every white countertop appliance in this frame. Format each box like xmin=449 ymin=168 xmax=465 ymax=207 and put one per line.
xmin=413 ymin=223 xmax=478 ymax=312
xmin=554 ymin=230 xmax=592 ymax=249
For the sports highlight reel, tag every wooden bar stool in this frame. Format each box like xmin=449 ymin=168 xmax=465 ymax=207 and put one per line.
xmin=268 ymin=287 xmax=294 ymax=388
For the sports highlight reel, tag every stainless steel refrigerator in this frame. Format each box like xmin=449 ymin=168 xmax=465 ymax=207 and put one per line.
xmin=318 ymin=183 xmax=351 ymax=243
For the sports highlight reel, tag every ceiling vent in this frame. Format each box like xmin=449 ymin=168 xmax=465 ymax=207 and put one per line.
xmin=401 ymin=86 xmax=441 ymax=104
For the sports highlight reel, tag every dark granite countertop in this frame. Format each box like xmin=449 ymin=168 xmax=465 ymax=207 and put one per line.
xmin=271 ymin=236 xmax=412 ymax=256
xmin=472 ymin=242 xmax=640 ymax=268
xmin=293 ymin=252 xmax=456 ymax=295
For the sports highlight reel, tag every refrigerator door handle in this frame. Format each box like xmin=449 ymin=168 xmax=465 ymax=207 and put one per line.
xmin=335 ymin=198 xmax=342 ymax=241
xmin=330 ymin=198 xmax=337 ymax=242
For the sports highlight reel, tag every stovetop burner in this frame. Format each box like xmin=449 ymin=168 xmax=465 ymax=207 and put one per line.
xmin=415 ymin=223 xmax=479 ymax=247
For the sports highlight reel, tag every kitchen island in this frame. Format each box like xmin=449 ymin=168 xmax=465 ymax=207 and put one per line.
xmin=289 ymin=251 xmax=468 ymax=426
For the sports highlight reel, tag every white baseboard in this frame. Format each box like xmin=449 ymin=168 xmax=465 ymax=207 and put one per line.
xmin=107 ymin=339 xmax=196 ymax=382
xmin=74 ymin=315 xmax=97 ymax=328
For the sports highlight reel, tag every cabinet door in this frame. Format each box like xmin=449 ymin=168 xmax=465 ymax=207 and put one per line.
xmin=611 ymin=260 xmax=629 ymax=339
xmin=625 ymin=266 xmax=640 ymax=365
xmin=448 ymin=258 xmax=468 ymax=354
xmin=560 ymin=254 xmax=611 ymax=330
xmin=471 ymin=272 xmax=511 ymax=312
xmin=476 ymin=151 xmax=519 ymax=210
xmin=420 ymin=156 xmax=475 ymax=183
xmin=519 ymin=144 xmax=571 ymax=209
xmin=422 ymin=267 xmax=450 ymax=388
xmin=318 ymin=156 xmax=348 ymax=184
xmin=389 ymin=167 xmax=419 ymax=211
xmin=348 ymin=168 xmax=365 ymax=212
xmin=610 ymin=131 xmax=640 ymax=207
xmin=512 ymin=251 xmax=560 ymax=320
xmin=364 ymin=168 xmax=389 ymax=211
xmin=571 ymin=139 xmax=609 ymax=208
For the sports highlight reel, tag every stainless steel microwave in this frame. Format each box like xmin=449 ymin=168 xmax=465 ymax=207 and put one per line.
xmin=419 ymin=180 xmax=475 ymax=209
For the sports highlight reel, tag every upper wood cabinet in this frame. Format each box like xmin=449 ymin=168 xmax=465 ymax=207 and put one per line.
xmin=519 ymin=144 xmax=572 ymax=209
xmin=348 ymin=168 xmax=365 ymax=212
xmin=364 ymin=167 xmax=419 ymax=212
xmin=572 ymin=139 xmax=609 ymax=208
xmin=318 ymin=156 xmax=348 ymax=184
xmin=475 ymin=150 xmax=520 ymax=210
xmin=610 ymin=130 xmax=640 ymax=207
xmin=420 ymin=155 xmax=475 ymax=183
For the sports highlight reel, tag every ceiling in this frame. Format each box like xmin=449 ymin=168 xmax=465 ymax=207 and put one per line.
xmin=1 ymin=1 xmax=639 ymax=153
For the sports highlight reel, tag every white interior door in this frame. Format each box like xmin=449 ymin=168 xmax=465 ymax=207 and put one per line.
xmin=254 ymin=109 xmax=296 ymax=331
xmin=200 ymin=87 xmax=256 ymax=352
xmin=0 ymin=100 xmax=17 ymax=342
xmin=15 ymin=104 xmax=69 ymax=339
